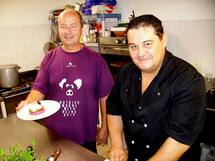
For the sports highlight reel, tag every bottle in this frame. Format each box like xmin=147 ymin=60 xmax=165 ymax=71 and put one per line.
xmin=46 ymin=148 xmax=61 ymax=161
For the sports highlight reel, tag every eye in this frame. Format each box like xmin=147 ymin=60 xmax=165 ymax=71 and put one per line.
xmin=143 ymin=41 xmax=153 ymax=48
xmin=60 ymin=25 xmax=67 ymax=30
xmin=129 ymin=44 xmax=138 ymax=50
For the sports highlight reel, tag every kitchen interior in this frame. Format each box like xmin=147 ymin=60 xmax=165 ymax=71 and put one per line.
xmin=0 ymin=0 xmax=215 ymax=160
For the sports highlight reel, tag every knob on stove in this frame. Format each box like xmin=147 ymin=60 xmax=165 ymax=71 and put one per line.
xmin=25 ymin=83 xmax=30 ymax=87
xmin=115 ymin=39 xmax=122 ymax=44
xmin=122 ymin=39 xmax=127 ymax=44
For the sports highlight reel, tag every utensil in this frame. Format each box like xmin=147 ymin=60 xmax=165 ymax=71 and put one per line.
xmin=46 ymin=148 xmax=61 ymax=161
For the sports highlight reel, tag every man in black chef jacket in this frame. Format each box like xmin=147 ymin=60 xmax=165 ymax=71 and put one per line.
xmin=106 ymin=14 xmax=206 ymax=161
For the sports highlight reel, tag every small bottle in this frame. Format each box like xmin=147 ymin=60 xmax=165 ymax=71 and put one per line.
xmin=46 ymin=148 xmax=61 ymax=161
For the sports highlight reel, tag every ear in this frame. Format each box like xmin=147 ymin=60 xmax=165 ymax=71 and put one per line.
xmin=59 ymin=78 xmax=67 ymax=89
xmin=74 ymin=79 xmax=82 ymax=90
xmin=81 ymin=27 xmax=84 ymax=36
xmin=162 ymin=32 xmax=167 ymax=48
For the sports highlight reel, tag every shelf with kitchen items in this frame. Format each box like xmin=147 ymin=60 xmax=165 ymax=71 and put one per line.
xmin=83 ymin=13 xmax=121 ymax=21
xmin=82 ymin=13 xmax=121 ymax=42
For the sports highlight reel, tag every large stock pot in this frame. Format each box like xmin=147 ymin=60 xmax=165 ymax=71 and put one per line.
xmin=0 ymin=64 xmax=20 ymax=88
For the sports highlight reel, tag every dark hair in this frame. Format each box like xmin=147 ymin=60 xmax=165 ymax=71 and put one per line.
xmin=126 ymin=14 xmax=164 ymax=40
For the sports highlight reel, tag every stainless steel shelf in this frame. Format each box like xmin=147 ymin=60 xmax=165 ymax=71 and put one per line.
xmin=83 ymin=13 xmax=121 ymax=21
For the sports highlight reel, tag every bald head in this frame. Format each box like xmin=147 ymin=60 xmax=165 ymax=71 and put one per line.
xmin=57 ymin=9 xmax=83 ymax=52
xmin=58 ymin=9 xmax=83 ymax=28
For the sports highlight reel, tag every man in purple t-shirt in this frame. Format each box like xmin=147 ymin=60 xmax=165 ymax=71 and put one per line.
xmin=16 ymin=9 xmax=114 ymax=153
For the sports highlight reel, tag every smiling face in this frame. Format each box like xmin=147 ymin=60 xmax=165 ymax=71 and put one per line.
xmin=58 ymin=10 xmax=83 ymax=52
xmin=127 ymin=26 xmax=167 ymax=74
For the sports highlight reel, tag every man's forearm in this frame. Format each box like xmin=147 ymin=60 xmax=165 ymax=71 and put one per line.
xmin=107 ymin=114 xmax=124 ymax=148
xmin=99 ymin=96 xmax=108 ymax=128
xmin=148 ymin=137 xmax=189 ymax=161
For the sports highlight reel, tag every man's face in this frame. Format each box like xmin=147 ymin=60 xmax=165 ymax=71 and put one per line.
xmin=127 ymin=26 xmax=166 ymax=73
xmin=58 ymin=11 xmax=82 ymax=49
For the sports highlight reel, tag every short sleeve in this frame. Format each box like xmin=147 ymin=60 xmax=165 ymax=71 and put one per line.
xmin=32 ymin=54 xmax=51 ymax=95
xmin=106 ymin=68 xmax=123 ymax=115
xmin=95 ymin=56 xmax=114 ymax=98
xmin=164 ymin=75 xmax=206 ymax=145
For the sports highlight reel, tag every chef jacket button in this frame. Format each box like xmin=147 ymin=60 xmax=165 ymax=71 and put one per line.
xmin=135 ymin=158 xmax=138 ymax=161
xmin=157 ymin=92 xmax=161 ymax=96
xmin=144 ymin=123 xmax=148 ymax=128
xmin=131 ymin=120 xmax=135 ymax=124
xmin=146 ymin=145 xmax=150 ymax=149
xmin=138 ymin=106 xmax=142 ymax=110
xmin=125 ymin=89 xmax=128 ymax=92
xmin=131 ymin=140 xmax=135 ymax=144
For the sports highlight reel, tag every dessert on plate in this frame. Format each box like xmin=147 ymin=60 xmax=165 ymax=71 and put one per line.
xmin=29 ymin=101 xmax=45 ymax=115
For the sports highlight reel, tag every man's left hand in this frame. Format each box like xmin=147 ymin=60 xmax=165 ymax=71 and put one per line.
xmin=96 ymin=126 xmax=108 ymax=145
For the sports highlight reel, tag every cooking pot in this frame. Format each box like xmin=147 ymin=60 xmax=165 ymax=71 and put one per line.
xmin=0 ymin=64 xmax=20 ymax=88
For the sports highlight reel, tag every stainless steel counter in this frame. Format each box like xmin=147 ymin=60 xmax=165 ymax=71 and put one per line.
xmin=0 ymin=114 xmax=105 ymax=161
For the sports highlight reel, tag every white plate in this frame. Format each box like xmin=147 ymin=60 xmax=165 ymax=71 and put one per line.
xmin=17 ymin=100 xmax=60 ymax=120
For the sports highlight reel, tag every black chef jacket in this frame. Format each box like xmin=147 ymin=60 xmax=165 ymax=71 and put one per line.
xmin=107 ymin=51 xmax=206 ymax=161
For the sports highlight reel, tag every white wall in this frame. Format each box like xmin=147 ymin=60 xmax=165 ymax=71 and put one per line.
xmin=0 ymin=0 xmax=214 ymax=76
xmin=117 ymin=0 xmax=215 ymax=76
xmin=117 ymin=0 xmax=215 ymax=21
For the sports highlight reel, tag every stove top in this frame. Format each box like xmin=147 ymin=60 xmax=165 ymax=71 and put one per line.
xmin=0 ymin=82 xmax=33 ymax=98
xmin=99 ymin=37 xmax=128 ymax=46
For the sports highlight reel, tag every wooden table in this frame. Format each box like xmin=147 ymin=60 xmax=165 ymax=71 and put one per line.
xmin=0 ymin=114 xmax=105 ymax=161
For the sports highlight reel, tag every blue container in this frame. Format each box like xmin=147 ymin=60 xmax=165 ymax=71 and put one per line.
xmin=84 ymin=8 xmax=92 ymax=15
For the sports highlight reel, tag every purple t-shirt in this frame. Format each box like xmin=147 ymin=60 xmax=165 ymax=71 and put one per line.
xmin=33 ymin=45 xmax=114 ymax=144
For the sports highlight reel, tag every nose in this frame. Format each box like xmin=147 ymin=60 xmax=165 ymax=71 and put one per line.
xmin=138 ymin=45 xmax=146 ymax=57
xmin=65 ymin=26 xmax=73 ymax=33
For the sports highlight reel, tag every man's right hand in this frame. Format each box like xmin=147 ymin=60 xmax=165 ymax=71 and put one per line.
xmin=16 ymin=100 xmax=29 ymax=111
xmin=15 ymin=89 xmax=45 ymax=112
xmin=108 ymin=146 xmax=126 ymax=161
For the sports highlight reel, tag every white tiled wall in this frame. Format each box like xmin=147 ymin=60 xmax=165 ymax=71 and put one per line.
xmin=117 ymin=0 xmax=215 ymax=21
xmin=0 ymin=27 xmax=99 ymax=73
xmin=0 ymin=24 xmax=50 ymax=72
